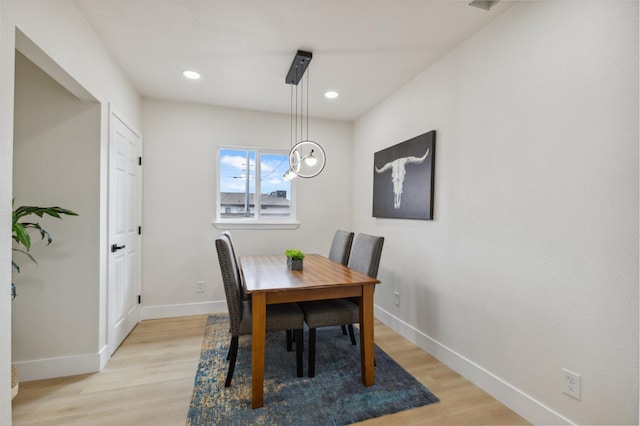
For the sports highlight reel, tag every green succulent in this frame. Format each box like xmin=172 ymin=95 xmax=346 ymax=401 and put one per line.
xmin=284 ymin=249 xmax=305 ymax=260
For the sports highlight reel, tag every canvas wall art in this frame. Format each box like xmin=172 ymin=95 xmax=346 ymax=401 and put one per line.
xmin=372 ymin=130 xmax=435 ymax=220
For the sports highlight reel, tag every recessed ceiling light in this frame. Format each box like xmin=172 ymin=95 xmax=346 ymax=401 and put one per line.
xmin=182 ymin=70 xmax=201 ymax=80
xmin=324 ymin=91 xmax=339 ymax=99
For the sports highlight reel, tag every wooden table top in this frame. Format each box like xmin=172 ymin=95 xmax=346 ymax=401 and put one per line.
xmin=240 ymin=253 xmax=380 ymax=293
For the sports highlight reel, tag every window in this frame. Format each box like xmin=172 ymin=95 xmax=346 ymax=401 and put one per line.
xmin=215 ymin=147 xmax=297 ymax=228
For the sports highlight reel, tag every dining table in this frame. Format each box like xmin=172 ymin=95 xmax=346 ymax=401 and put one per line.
xmin=239 ymin=253 xmax=381 ymax=408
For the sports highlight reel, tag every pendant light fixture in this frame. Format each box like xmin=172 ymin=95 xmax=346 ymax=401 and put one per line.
xmin=282 ymin=50 xmax=326 ymax=180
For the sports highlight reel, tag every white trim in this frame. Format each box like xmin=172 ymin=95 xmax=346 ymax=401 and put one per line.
xmin=213 ymin=221 xmax=300 ymax=230
xmin=374 ymin=305 xmax=575 ymax=426
xmin=13 ymin=352 xmax=102 ymax=382
xmin=98 ymin=344 xmax=109 ymax=371
xmin=141 ymin=300 xmax=227 ymax=320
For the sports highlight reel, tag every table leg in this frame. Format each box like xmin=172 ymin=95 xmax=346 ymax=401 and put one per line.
xmin=359 ymin=284 xmax=375 ymax=386
xmin=251 ymin=292 xmax=266 ymax=408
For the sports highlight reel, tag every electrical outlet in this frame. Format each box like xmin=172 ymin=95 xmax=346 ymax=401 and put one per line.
xmin=196 ymin=280 xmax=205 ymax=293
xmin=393 ymin=291 xmax=400 ymax=306
xmin=562 ymin=368 xmax=581 ymax=400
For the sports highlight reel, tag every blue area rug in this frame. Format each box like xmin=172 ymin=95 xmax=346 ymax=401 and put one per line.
xmin=187 ymin=314 xmax=439 ymax=425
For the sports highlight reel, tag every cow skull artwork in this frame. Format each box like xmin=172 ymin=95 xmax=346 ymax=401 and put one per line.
xmin=372 ymin=130 xmax=435 ymax=220
xmin=375 ymin=149 xmax=430 ymax=209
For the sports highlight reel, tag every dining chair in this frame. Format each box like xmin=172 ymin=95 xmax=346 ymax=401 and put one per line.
xmin=328 ymin=230 xmax=354 ymax=266
xmin=215 ymin=237 xmax=304 ymax=386
xmin=328 ymin=230 xmax=356 ymax=339
xmin=221 ymin=231 xmax=297 ymax=351
xmin=220 ymin=231 xmax=250 ymax=301
xmin=300 ymin=233 xmax=384 ymax=377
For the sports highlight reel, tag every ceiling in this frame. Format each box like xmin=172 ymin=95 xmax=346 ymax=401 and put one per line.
xmin=75 ymin=1 xmax=513 ymax=122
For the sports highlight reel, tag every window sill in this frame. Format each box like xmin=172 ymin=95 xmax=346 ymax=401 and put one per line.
xmin=213 ymin=221 xmax=300 ymax=230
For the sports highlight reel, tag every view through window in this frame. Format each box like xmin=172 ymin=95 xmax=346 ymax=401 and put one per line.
xmin=217 ymin=148 xmax=294 ymax=221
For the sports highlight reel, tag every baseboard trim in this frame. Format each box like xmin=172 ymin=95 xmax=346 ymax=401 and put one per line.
xmin=14 ymin=303 xmax=226 ymax=382
xmin=374 ymin=305 xmax=574 ymax=425
xmin=98 ymin=344 xmax=109 ymax=371
xmin=141 ymin=300 xmax=227 ymax=320
xmin=13 ymin=351 xmax=102 ymax=382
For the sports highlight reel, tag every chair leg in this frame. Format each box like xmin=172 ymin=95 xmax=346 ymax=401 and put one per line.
xmin=308 ymin=327 xmax=316 ymax=378
xmin=341 ymin=325 xmax=348 ymax=335
xmin=347 ymin=324 xmax=357 ymax=345
xmin=286 ymin=330 xmax=293 ymax=352
xmin=225 ymin=335 xmax=239 ymax=387
xmin=295 ymin=329 xmax=303 ymax=377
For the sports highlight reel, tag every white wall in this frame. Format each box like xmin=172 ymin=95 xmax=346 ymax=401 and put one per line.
xmin=0 ymin=0 xmax=11 ymax=420
xmin=0 ymin=0 xmax=141 ymax=418
xmin=353 ymin=2 xmax=638 ymax=425
xmin=141 ymin=99 xmax=352 ymax=318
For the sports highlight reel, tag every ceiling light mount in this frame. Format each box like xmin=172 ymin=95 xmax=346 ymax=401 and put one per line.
xmin=285 ymin=50 xmax=312 ymax=85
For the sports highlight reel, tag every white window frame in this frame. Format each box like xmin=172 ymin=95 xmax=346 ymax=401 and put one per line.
xmin=214 ymin=146 xmax=299 ymax=230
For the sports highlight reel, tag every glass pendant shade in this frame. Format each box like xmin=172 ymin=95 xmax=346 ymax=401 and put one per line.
xmin=304 ymin=150 xmax=318 ymax=166
xmin=283 ymin=169 xmax=297 ymax=181
xmin=289 ymin=140 xmax=326 ymax=178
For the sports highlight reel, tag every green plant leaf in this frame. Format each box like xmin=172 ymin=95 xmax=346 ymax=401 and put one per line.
xmin=12 ymin=223 xmax=31 ymax=250
xmin=11 ymin=200 xmax=78 ymax=287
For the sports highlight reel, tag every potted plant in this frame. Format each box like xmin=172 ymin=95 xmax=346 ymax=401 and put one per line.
xmin=10 ymin=199 xmax=77 ymax=399
xmin=11 ymin=199 xmax=78 ymax=300
xmin=285 ymin=249 xmax=305 ymax=270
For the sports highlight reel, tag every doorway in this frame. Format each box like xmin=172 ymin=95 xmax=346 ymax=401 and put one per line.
xmin=12 ymin=50 xmax=103 ymax=378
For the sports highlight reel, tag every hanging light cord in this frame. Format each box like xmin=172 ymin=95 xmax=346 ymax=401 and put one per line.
xmin=298 ymin=70 xmax=303 ymax=143
xmin=306 ymin=66 xmax=310 ymax=141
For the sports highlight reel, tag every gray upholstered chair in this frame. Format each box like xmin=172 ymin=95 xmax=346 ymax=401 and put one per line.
xmin=328 ymin=230 xmax=356 ymax=338
xmin=220 ymin=231 xmax=250 ymax=301
xmin=220 ymin=231 xmax=296 ymax=351
xmin=300 ymin=233 xmax=384 ymax=377
xmin=328 ymin=230 xmax=354 ymax=266
xmin=215 ymin=237 xmax=304 ymax=386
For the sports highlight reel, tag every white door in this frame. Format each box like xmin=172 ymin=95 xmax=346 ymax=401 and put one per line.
xmin=108 ymin=108 xmax=142 ymax=356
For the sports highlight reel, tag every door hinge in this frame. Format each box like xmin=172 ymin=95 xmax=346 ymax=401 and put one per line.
xmin=138 ymin=156 xmax=142 ymax=166
xmin=138 ymin=295 xmax=141 ymax=304
xmin=138 ymin=226 xmax=142 ymax=235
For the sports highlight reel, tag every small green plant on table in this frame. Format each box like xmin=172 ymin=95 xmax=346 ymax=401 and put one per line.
xmin=285 ymin=249 xmax=305 ymax=270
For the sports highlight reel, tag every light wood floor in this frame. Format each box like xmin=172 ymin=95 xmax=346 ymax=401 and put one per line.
xmin=12 ymin=315 xmax=529 ymax=425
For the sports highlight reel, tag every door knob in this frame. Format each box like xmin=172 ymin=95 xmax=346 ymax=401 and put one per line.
xmin=111 ymin=243 xmax=126 ymax=253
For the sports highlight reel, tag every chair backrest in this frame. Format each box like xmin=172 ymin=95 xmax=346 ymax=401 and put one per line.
xmin=220 ymin=231 xmax=238 ymax=261
xmin=215 ymin=237 xmax=243 ymax=334
xmin=328 ymin=230 xmax=354 ymax=266
xmin=347 ymin=233 xmax=385 ymax=278
xmin=220 ymin=231 xmax=249 ymax=301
